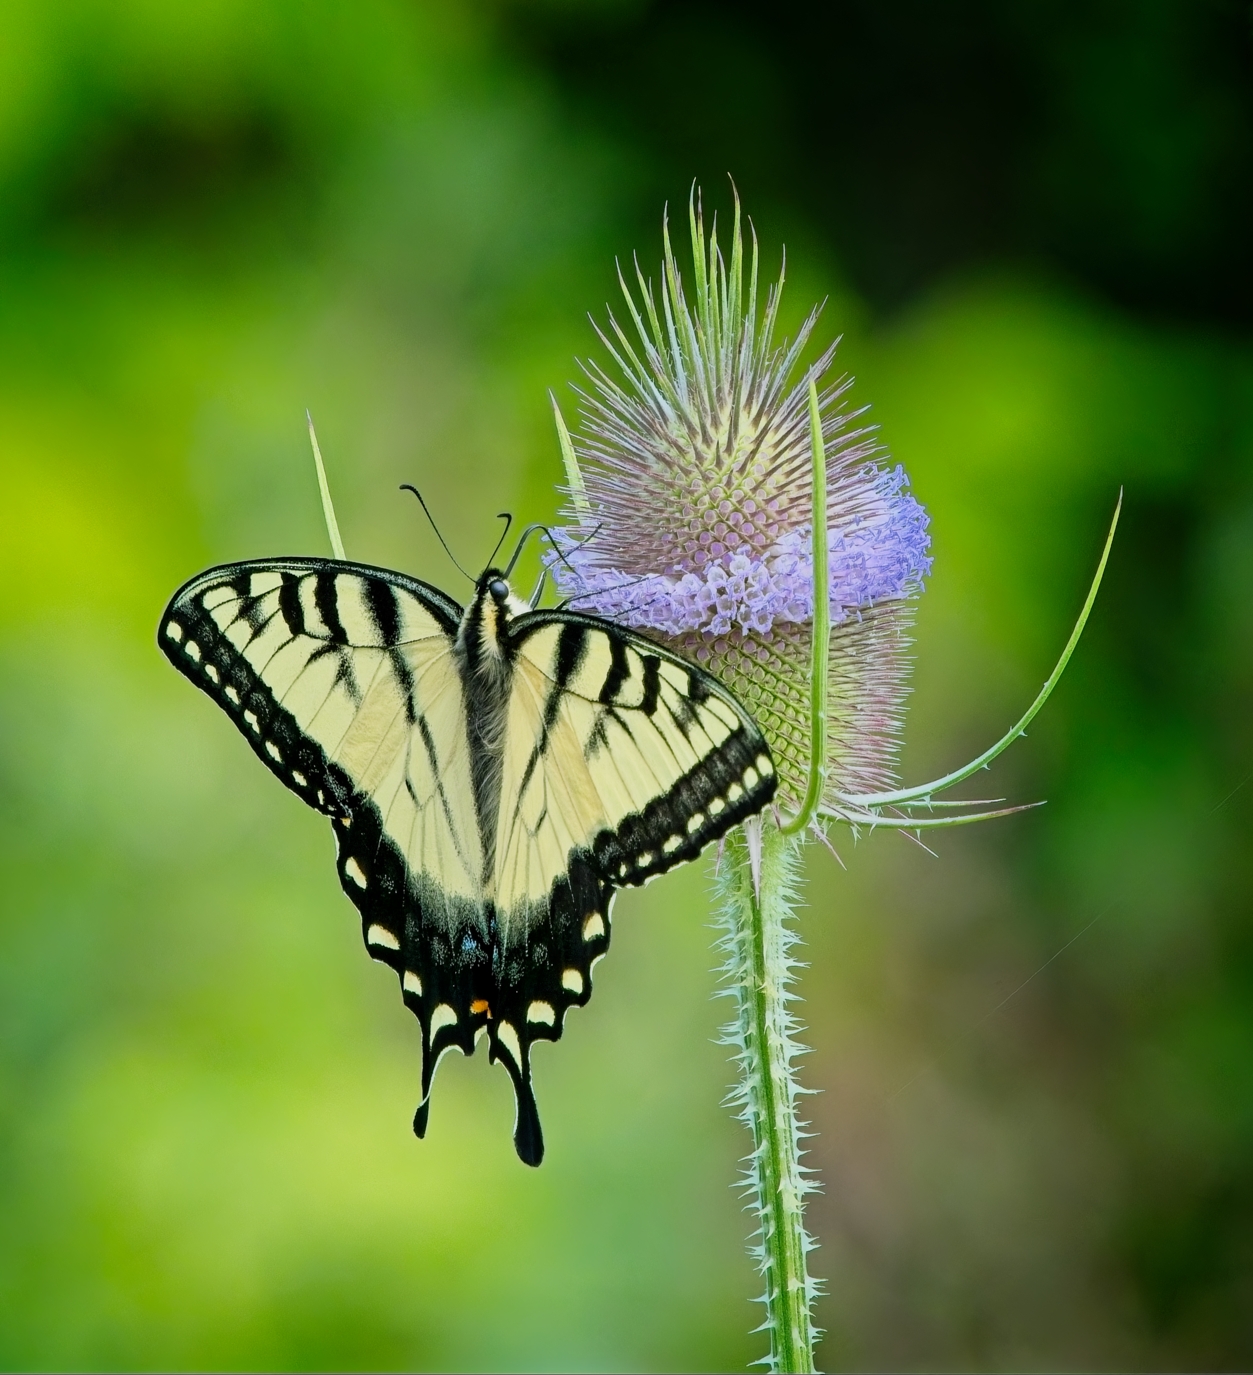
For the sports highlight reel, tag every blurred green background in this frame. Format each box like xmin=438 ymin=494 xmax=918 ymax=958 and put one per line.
xmin=1 ymin=1 xmax=1251 ymax=1369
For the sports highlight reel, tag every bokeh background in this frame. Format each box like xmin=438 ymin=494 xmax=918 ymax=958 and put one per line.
xmin=1 ymin=1 xmax=1251 ymax=1369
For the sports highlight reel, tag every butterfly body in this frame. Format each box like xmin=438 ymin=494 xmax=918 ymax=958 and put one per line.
xmin=160 ymin=556 xmax=776 ymax=1164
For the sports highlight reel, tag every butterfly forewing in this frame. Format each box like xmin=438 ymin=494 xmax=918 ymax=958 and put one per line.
xmin=508 ymin=614 xmax=777 ymax=887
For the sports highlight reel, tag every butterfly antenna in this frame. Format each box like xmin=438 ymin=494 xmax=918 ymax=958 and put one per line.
xmin=488 ymin=512 xmax=513 ymax=569
xmin=399 ymin=484 xmax=474 ymax=584
xmin=502 ymin=523 xmax=546 ymax=578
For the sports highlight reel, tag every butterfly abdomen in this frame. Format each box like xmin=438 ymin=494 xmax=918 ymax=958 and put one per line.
xmin=454 ymin=576 xmax=520 ymax=884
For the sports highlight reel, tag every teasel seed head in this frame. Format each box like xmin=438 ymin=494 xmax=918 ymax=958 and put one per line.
xmin=549 ymin=191 xmax=932 ymax=809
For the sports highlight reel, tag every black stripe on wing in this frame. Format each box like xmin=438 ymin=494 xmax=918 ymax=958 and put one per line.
xmin=163 ymin=566 xmax=340 ymax=817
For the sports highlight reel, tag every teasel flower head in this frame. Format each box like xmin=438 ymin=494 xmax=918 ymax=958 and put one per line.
xmin=548 ymin=193 xmax=932 ymax=811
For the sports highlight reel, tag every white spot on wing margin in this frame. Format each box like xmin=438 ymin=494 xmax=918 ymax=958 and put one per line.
xmin=345 ymin=857 xmax=367 ymax=887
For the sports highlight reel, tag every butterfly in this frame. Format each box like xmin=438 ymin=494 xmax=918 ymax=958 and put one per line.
xmin=159 ymin=532 xmax=777 ymax=1164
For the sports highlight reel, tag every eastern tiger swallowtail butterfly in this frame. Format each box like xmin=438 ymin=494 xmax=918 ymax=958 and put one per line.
xmin=159 ymin=550 xmax=777 ymax=1164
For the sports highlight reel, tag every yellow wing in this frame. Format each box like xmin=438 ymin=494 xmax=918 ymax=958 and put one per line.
xmin=160 ymin=559 xmax=481 ymax=902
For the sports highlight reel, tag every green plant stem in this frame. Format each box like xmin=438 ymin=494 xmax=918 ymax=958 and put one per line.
xmin=718 ymin=822 xmax=818 ymax=1373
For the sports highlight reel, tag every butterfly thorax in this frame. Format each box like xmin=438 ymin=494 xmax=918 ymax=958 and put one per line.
xmin=454 ymin=569 xmax=529 ymax=674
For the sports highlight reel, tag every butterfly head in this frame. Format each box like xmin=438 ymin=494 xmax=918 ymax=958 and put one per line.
xmin=460 ymin=569 xmax=533 ymax=668
xmin=480 ymin=569 xmax=531 ymax=614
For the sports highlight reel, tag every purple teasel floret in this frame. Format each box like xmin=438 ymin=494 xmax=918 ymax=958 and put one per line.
xmin=548 ymin=196 xmax=932 ymax=808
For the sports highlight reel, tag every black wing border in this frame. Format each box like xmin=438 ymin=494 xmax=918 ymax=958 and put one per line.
xmin=160 ymin=556 xmax=465 ymax=636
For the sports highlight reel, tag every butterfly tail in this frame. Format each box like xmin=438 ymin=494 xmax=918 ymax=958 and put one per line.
xmin=412 ymin=1013 xmax=473 ymax=1142
xmin=512 ymin=1081 xmax=544 ymax=1167
xmin=486 ymin=1022 xmax=545 ymax=1167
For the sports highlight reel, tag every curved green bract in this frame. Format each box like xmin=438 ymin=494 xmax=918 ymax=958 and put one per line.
xmin=779 ymin=379 xmax=830 ymax=837
xmin=835 ymin=490 xmax=1122 ymax=812
xmin=550 ymin=393 xmax=590 ymax=519
xmin=829 ymin=801 xmax=1043 ymax=830
xmin=307 ymin=411 xmax=346 ymax=562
